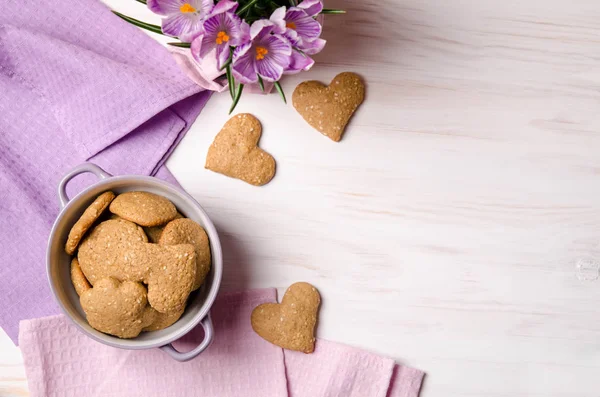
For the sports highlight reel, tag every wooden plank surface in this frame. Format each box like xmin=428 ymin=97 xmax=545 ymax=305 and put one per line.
xmin=2 ymin=0 xmax=600 ymax=396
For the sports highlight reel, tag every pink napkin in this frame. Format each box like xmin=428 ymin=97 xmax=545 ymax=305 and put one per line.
xmin=19 ymin=289 xmax=424 ymax=397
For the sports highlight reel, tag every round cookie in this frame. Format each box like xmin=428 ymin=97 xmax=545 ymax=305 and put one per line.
xmin=65 ymin=191 xmax=115 ymax=255
xmin=70 ymin=257 xmax=91 ymax=297
xmin=144 ymin=226 xmax=165 ymax=244
xmin=159 ymin=218 xmax=211 ymax=291
xmin=80 ymin=278 xmax=149 ymax=339
xmin=77 ymin=219 xmax=148 ymax=285
xmin=142 ymin=305 xmax=186 ymax=332
xmin=144 ymin=212 xmax=184 ymax=243
xmin=109 ymin=191 xmax=178 ymax=227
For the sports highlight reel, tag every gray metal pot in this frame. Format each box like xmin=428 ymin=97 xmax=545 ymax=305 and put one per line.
xmin=46 ymin=162 xmax=222 ymax=362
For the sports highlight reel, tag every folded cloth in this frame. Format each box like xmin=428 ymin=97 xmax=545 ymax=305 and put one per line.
xmin=19 ymin=289 xmax=424 ymax=397
xmin=0 ymin=0 xmax=211 ymax=344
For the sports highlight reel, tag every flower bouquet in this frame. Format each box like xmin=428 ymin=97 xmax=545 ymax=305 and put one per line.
xmin=114 ymin=0 xmax=344 ymax=112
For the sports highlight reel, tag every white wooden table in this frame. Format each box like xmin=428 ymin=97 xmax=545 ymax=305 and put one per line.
xmin=2 ymin=0 xmax=600 ymax=396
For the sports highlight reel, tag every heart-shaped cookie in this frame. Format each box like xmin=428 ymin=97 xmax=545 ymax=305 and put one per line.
xmin=80 ymin=277 xmax=153 ymax=338
xmin=251 ymin=282 xmax=321 ymax=353
xmin=205 ymin=114 xmax=275 ymax=186
xmin=292 ymin=72 xmax=365 ymax=142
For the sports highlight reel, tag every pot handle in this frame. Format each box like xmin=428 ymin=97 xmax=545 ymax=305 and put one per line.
xmin=58 ymin=163 xmax=112 ymax=208
xmin=160 ymin=314 xmax=214 ymax=362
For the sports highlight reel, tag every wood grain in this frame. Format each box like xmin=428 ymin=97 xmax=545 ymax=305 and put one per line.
xmin=2 ymin=0 xmax=600 ymax=396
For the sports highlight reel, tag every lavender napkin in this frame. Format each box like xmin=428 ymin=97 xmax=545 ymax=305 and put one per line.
xmin=0 ymin=0 xmax=210 ymax=344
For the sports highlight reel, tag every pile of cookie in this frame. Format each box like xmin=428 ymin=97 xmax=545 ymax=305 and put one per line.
xmin=65 ymin=191 xmax=211 ymax=338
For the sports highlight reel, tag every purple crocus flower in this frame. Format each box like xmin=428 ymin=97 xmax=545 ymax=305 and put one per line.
xmin=296 ymin=0 xmax=324 ymax=17
xmin=270 ymin=1 xmax=326 ymax=55
xmin=232 ymin=22 xmax=292 ymax=84
xmin=285 ymin=49 xmax=314 ymax=74
xmin=190 ymin=0 xmax=249 ymax=70
xmin=147 ymin=0 xmax=213 ymax=41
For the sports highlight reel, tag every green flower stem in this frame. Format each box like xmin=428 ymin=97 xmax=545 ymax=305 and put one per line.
xmin=274 ymin=81 xmax=286 ymax=104
xmin=229 ymin=84 xmax=245 ymax=114
xmin=135 ymin=0 xmax=147 ymax=4
xmin=112 ymin=11 xmax=164 ymax=35
xmin=220 ymin=49 xmax=234 ymax=71
xmin=236 ymin=0 xmax=260 ymax=16
xmin=257 ymin=75 xmax=265 ymax=92
xmin=321 ymin=9 xmax=346 ymax=14
xmin=226 ymin=66 xmax=235 ymax=100
xmin=167 ymin=42 xmax=191 ymax=48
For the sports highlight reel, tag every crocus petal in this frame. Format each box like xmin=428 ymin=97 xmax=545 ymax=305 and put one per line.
xmin=191 ymin=0 xmax=215 ymax=16
xmin=202 ymin=12 xmax=221 ymax=35
xmin=298 ymin=37 xmax=326 ymax=55
xmin=256 ymin=57 xmax=284 ymax=82
xmin=285 ymin=49 xmax=314 ymax=74
xmin=283 ymin=28 xmax=300 ymax=47
xmin=216 ymin=44 xmax=230 ymax=70
xmin=208 ymin=0 xmax=238 ymax=17
xmin=222 ymin=13 xmax=245 ymax=46
xmin=250 ymin=19 xmax=276 ymax=39
xmin=162 ymin=12 xmax=204 ymax=40
xmin=286 ymin=9 xmax=321 ymax=40
xmin=232 ymin=42 xmax=258 ymax=84
xmin=147 ymin=0 xmax=183 ymax=15
xmin=190 ymin=31 xmax=219 ymax=62
xmin=162 ymin=13 xmax=190 ymax=37
xmin=238 ymin=20 xmax=251 ymax=43
xmin=269 ymin=6 xmax=287 ymax=34
xmin=297 ymin=0 xmax=323 ymax=16
xmin=256 ymin=34 xmax=291 ymax=82
xmin=264 ymin=34 xmax=292 ymax=65
xmin=190 ymin=32 xmax=205 ymax=60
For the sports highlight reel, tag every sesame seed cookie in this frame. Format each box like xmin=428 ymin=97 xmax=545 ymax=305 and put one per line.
xmin=251 ymin=282 xmax=321 ymax=354
xmin=109 ymin=191 xmax=178 ymax=227
xmin=70 ymin=257 xmax=91 ymax=296
xmin=143 ymin=212 xmax=184 ymax=243
xmin=65 ymin=191 xmax=115 ymax=255
xmin=80 ymin=277 xmax=150 ymax=339
xmin=159 ymin=218 xmax=211 ymax=291
xmin=142 ymin=304 xmax=186 ymax=332
xmin=77 ymin=219 xmax=196 ymax=313
xmin=205 ymin=113 xmax=275 ymax=186
xmin=292 ymin=72 xmax=365 ymax=142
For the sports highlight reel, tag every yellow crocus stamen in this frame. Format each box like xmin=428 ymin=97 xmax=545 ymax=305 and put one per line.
xmin=215 ymin=31 xmax=230 ymax=45
xmin=286 ymin=22 xmax=297 ymax=30
xmin=255 ymin=46 xmax=269 ymax=60
xmin=179 ymin=3 xmax=197 ymax=13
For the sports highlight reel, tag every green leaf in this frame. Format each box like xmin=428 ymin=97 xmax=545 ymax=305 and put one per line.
xmin=220 ymin=49 xmax=234 ymax=71
xmin=135 ymin=0 xmax=147 ymax=4
xmin=257 ymin=75 xmax=265 ymax=92
xmin=168 ymin=42 xmax=191 ymax=48
xmin=274 ymin=81 xmax=286 ymax=104
xmin=320 ymin=9 xmax=346 ymax=14
xmin=229 ymin=84 xmax=245 ymax=114
xmin=289 ymin=0 xmax=297 ymax=6
xmin=112 ymin=11 xmax=164 ymax=36
xmin=226 ymin=66 xmax=235 ymax=100
xmin=236 ymin=0 xmax=259 ymax=16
